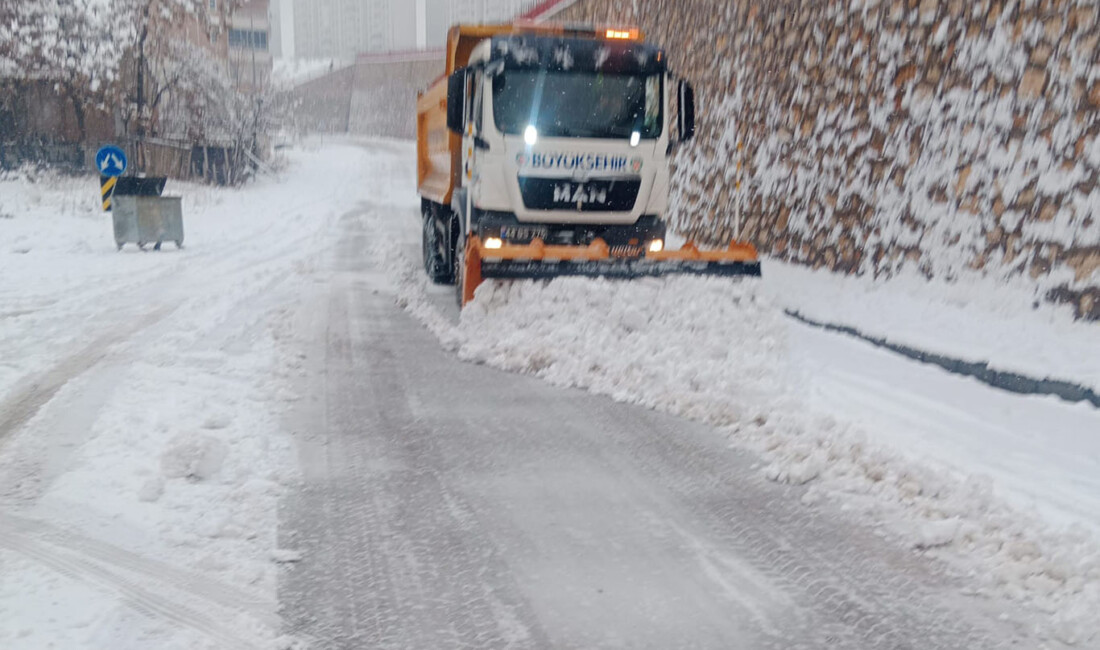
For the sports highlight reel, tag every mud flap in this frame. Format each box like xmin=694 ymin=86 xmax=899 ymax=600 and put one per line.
xmin=460 ymin=237 xmax=483 ymax=306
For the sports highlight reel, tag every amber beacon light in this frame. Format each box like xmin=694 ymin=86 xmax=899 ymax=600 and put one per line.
xmin=605 ymin=28 xmax=639 ymax=40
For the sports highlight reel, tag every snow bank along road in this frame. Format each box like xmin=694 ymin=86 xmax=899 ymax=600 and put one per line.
xmin=1 ymin=139 xmax=1096 ymax=649
xmin=0 ymin=145 xmax=347 ymax=649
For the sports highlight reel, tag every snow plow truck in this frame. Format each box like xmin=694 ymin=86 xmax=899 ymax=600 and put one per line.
xmin=417 ymin=22 xmax=761 ymax=306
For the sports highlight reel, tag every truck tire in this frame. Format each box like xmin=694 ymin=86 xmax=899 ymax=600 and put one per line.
xmin=422 ymin=210 xmax=453 ymax=284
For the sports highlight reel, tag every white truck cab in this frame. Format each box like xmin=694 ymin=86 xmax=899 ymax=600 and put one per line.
xmin=446 ymin=32 xmax=695 ymax=259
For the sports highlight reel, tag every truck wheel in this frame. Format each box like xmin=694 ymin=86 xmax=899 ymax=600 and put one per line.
xmin=422 ymin=213 xmax=453 ymax=284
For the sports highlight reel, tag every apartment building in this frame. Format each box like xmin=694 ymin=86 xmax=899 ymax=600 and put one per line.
xmin=225 ymin=0 xmax=274 ymax=90
xmin=293 ymin=0 xmax=378 ymax=59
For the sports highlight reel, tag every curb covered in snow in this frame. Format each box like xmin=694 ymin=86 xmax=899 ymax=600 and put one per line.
xmin=784 ymin=309 xmax=1100 ymax=409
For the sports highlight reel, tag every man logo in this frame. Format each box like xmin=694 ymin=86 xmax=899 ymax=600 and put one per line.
xmin=554 ymin=183 xmax=608 ymax=208
xmin=630 ymin=158 xmax=644 ymax=174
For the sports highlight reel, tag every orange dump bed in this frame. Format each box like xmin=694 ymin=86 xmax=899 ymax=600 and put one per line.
xmin=416 ymin=77 xmax=457 ymax=207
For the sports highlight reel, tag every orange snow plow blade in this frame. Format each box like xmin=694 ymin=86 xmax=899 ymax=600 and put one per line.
xmin=460 ymin=236 xmax=761 ymax=306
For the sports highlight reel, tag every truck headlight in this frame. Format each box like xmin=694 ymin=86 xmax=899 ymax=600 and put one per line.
xmin=485 ymin=237 xmax=503 ymax=250
xmin=648 ymin=239 xmax=664 ymax=253
xmin=524 ymin=125 xmax=538 ymax=146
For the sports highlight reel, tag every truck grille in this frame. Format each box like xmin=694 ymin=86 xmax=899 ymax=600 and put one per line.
xmin=518 ymin=177 xmax=641 ymax=212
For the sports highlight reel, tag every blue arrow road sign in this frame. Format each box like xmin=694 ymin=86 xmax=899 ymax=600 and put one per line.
xmin=95 ymin=145 xmax=128 ymax=178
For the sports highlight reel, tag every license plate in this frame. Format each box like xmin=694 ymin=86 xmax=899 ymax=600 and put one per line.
xmin=501 ymin=226 xmax=548 ymax=241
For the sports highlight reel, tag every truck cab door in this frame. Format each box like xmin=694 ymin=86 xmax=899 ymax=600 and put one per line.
xmin=461 ymin=68 xmax=484 ymax=216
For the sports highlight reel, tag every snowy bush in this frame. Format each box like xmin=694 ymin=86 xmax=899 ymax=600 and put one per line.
xmin=0 ymin=0 xmax=286 ymax=183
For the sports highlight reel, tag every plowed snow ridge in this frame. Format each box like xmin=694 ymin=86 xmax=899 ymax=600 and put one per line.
xmin=394 ymin=256 xmax=1100 ymax=647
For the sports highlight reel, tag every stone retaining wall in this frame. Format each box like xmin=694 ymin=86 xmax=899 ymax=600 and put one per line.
xmin=293 ymin=67 xmax=356 ymax=134
xmin=557 ymin=0 xmax=1100 ymax=318
xmin=348 ymin=57 xmax=442 ymax=139
xmin=293 ymin=55 xmax=442 ymax=139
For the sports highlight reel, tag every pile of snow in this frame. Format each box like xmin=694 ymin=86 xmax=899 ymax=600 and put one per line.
xmin=394 ymin=260 xmax=1100 ymax=646
xmin=457 ymin=277 xmax=788 ymax=416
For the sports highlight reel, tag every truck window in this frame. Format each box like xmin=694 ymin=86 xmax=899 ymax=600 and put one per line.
xmin=472 ymin=70 xmax=484 ymax=134
xmin=465 ymin=71 xmax=476 ymax=130
xmin=492 ymin=70 xmax=663 ymax=141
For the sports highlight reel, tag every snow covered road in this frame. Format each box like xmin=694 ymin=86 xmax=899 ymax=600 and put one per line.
xmin=0 ymin=143 xmax=374 ymax=648
xmin=277 ymin=188 xmax=1018 ymax=649
xmin=1 ymin=138 xmax=1097 ymax=649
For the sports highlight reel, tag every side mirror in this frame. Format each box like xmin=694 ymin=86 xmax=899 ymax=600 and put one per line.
xmin=678 ymin=80 xmax=696 ymax=142
xmin=447 ymin=70 xmax=466 ymax=134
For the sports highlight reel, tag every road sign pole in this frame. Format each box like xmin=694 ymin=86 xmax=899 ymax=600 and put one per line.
xmin=95 ymin=145 xmax=128 ymax=212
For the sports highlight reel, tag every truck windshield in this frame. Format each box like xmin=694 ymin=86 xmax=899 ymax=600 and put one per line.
xmin=492 ymin=70 xmax=663 ymax=140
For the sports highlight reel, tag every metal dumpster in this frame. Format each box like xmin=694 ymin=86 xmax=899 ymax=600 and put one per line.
xmin=112 ymin=195 xmax=184 ymax=251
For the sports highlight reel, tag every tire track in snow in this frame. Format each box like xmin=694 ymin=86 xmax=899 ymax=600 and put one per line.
xmin=0 ymin=305 xmax=175 ymax=446
xmin=0 ymin=176 xmax=335 ymax=450
xmin=0 ymin=513 xmax=276 ymax=624
xmin=0 ymin=525 xmax=265 ymax=649
xmin=279 ymin=222 xmax=553 ymax=649
xmin=578 ymin=393 xmax=1015 ymax=650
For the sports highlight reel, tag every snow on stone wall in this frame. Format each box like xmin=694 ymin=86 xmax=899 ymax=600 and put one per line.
xmin=557 ymin=0 xmax=1100 ymax=319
